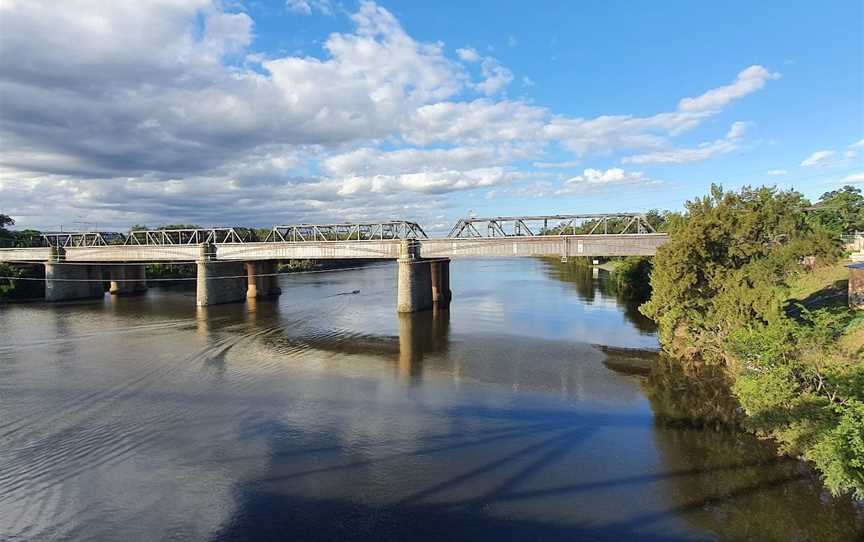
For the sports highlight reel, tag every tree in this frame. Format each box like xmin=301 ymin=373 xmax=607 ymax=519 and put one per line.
xmin=0 ymin=214 xmax=14 ymax=245
xmin=640 ymin=184 xmax=862 ymax=499
xmin=809 ymin=186 xmax=864 ymax=235
xmin=641 ymin=184 xmax=838 ymax=360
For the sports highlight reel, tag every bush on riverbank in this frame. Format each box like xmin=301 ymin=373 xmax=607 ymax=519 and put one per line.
xmin=614 ymin=256 xmax=653 ymax=303
xmin=0 ymin=263 xmax=45 ymax=300
xmin=640 ymin=184 xmax=863 ymax=499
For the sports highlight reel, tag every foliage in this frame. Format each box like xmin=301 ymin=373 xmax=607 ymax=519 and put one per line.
xmin=0 ymin=263 xmax=45 ymax=300
xmin=641 ymin=184 xmax=839 ymax=360
xmin=614 ymin=256 xmax=653 ymax=302
xmin=145 ymin=264 xmax=195 ymax=280
xmin=808 ymin=185 xmax=864 ymax=235
xmin=0 ymin=214 xmax=13 ymax=245
xmin=639 ymin=184 xmax=861 ymax=499
xmin=728 ymin=307 xmax=864 ymax=499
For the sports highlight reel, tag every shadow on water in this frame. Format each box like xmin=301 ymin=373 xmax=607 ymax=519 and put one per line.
xmin=208 ymin=396 xmax=862 ymax=542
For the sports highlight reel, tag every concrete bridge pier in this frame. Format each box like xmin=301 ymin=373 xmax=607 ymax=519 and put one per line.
xmin=245 ymin=261 xmax=282 ymax=298
xmin=109 ymin=265 xmax=147 ymax=296
xmin=430 ymin=259 xmax=452 ymax=306
xmin=196 ymin=244 xmax=246 ymax=307
xmin=44 ymin=248 xmax=105 ymax=302
xmin=397 ymin=239 xmax=433 ymax=313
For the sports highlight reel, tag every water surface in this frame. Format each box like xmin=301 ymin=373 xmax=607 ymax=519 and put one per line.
xmin=1 ymin=259 xmax=861 ymax=541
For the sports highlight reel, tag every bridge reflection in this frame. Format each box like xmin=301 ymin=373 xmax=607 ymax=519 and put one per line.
xmin=397 ymin=308 xmax=450 ymax=385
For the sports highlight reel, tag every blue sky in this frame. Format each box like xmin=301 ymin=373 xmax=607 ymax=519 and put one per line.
xmin=0 ymin=0 xmax=861 ymax=231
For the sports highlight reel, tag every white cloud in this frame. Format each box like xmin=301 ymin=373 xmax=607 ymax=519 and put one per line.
xmin=456 ymin=47 xmax=480 ymax=62
xmin=544 ymin=111 xmax=710 ymax=155
xmin=323 ymin=146 xmax=522 ymax=176
xmin=533 ymin=160 xmax=581 ymax=169
xmin=623 ymin=139 xmax=739 ymax=165
xmin=842 ymin=172 xmax=864 ymax=184
xmin=556 ymin=168 xmax=659 ymax=194
xmin=801 ymin=150 xmax=837 ymax=167
xmin=475 ymin=57 xmax=514 ymax=95
xmin=286 ymin=0 xmax=333 ymax=15
xmin=402 ymin=99 xmax=546 ymax=146
xmin=547 ymin=68 xmax=779 ymax=158
xmin=338 ymin=167 xmax=514 ymax=196
xmin=622 ymin=121 xmax=747 ymax=165
xmin=678 ymin=65 xmax=781 ymax=112
xmin=766 ymin=169 xmax=788 ymax=176
xmin=849 ymin=139 xmax=864 ymax=149
xmin=726 ymin=121 xmax=751 ymax=139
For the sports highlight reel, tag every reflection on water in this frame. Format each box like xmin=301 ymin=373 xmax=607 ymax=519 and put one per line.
xmin=0 ymin=259 xmax=861 ymax=541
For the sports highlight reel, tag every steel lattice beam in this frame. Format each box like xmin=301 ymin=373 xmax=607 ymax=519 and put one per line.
xmin=264 ymin=221 xmax=428 ymax=242
xmin=42 ymin=231 xmax=126 ymax=248
xmin=123 ymin=228 xmax=256 ymax=246
xmin=447 ymin=213 xmax=656 ymax=238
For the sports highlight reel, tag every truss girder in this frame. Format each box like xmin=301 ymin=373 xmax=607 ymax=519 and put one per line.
xmin=447 ymin=213 xmax=656 ymax=238
xmin=263 ymin=221 xmax=428 ymax=242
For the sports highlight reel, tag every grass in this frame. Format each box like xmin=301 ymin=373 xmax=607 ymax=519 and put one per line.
xmin=786 ymin=261 xmax=849 ymax=310
xmin=785 ymin=260 xmax=864 ymax=358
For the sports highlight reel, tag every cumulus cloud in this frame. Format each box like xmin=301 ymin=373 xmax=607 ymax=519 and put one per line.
xmin=286 ymin=0 xmax=333 ymax=15
xmin=475 ymin=57 xmax=514 ymax=95
xmin=0 ymin=0 xmax=780 ymax=228
xmin=801 ymin=150 xmax=837 ymax=167
xmin=556 ymin=168 xmax=660 ymax=194
xmin=456 ymin=47 xmax=480 ymax=62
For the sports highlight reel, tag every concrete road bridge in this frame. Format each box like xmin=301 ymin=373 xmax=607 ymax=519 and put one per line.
xmin=0 ymin=214 xmax=668 ymax=311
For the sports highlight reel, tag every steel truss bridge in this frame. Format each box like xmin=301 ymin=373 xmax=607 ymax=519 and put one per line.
xmin=1 ymin=214 xmax=668 ymax=263
xmin=32 ymin=215 xmax=653 ymax=247
xmin=447 ymin=213 xmax=655 ymax=238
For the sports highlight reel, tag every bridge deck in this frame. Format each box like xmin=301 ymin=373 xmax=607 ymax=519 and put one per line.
xmin=0 ymin=234 xmax=668 ymax=263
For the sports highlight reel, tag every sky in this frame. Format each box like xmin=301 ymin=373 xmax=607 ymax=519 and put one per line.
xmin=0 ymin=0 xmax=861 ymax=233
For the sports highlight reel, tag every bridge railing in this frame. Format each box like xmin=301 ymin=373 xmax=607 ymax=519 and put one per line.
xmin=263 ymin=221 xmax=427 ymax=242
xmin=447 ymin=214 xmax=656 ymax=238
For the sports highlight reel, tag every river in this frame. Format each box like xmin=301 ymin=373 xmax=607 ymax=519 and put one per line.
xmin=1 ymin=258 xmax=862 ymax=541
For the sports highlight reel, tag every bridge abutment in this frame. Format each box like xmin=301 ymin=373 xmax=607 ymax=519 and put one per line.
xmin=45 ymin=249 xmax=105 ymax=302
xmin=245 ymin=261 xmax=281 ymax=299
xmin=196 ymin=244 xmax=246 ymax=306
xmin=109 ymin=265 xmax=147 ymax=295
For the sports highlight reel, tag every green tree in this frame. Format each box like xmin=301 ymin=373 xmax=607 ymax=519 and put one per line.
xmin=641 ymin=184 xmax=838 ymax=359
xmin=639 ymin=184 xmax=862 ymax=499
xmin=809 ymin=186 xmax=864 ymax=235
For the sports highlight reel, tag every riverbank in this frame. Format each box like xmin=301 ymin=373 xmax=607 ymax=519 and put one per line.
xmin=639 ymin=185 xmax=864 ymax=501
